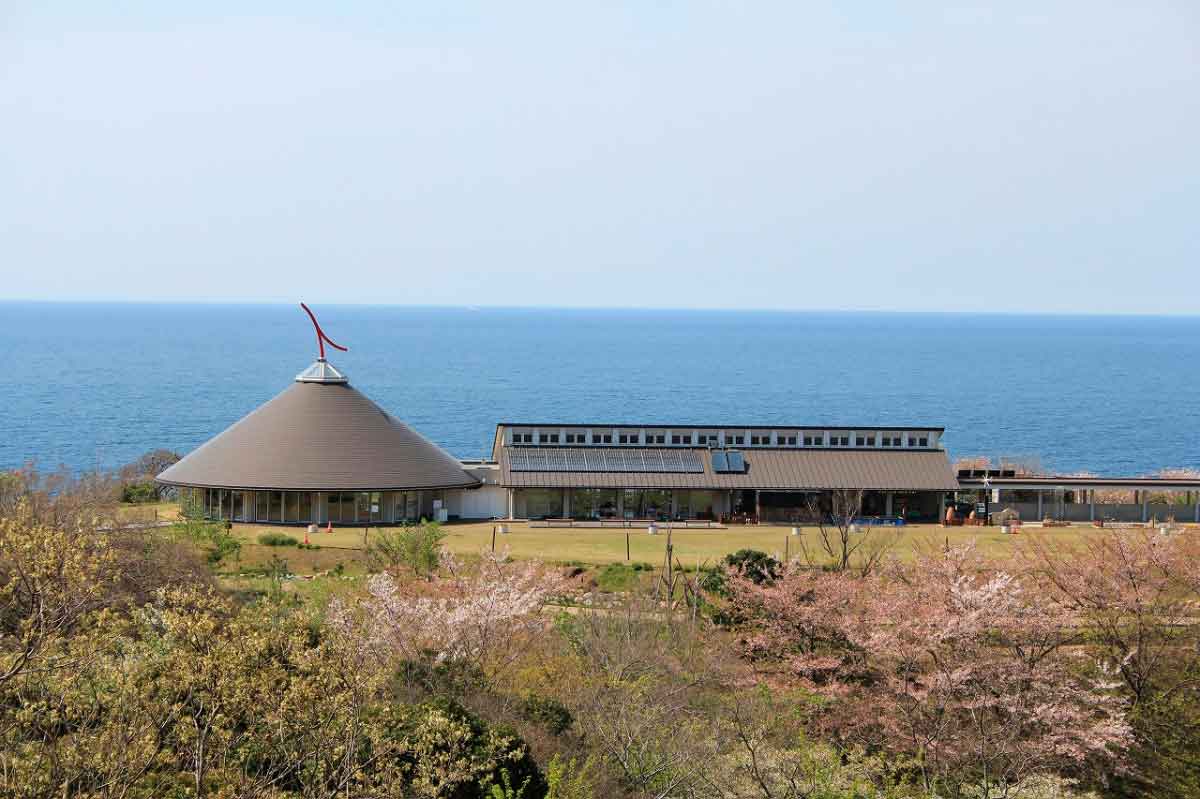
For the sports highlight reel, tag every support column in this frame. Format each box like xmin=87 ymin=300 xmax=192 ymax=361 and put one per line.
xmin=1089 ymin=489 xmax=1095 ymax=522
xmin=507 ymin=489 xmax=515 ymax=520
xmin=1142 ymin=494 xmax=1149 ymax=523
xmin=1037 ymin=491 xmax=1044 ymax=519
xmin=563 ymin=489 xmax=570 ymax=519
xmin=885 ymin=492 xmax=894 ymax=516
xmin=1195 ymin=499 xmax=1199 ymax=523
xmin=754 ymin=490 xmax=761 ymax=523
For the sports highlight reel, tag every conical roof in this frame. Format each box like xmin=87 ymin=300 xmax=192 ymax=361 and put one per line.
xmin=157 ymin=361 xmax=478 ymax=491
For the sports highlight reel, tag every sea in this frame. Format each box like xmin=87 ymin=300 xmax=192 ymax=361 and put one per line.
xmin=1 ymin=302 xmax=1197 ymax=477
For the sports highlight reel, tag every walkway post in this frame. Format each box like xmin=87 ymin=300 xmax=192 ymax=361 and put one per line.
xmin=1037 ymin=491 xmax=1043 ymax=520
xmin=1089 ymin=489 xmax=1095 ymax=522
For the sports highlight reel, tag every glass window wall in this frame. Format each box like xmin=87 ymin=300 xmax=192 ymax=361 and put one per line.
xmin=517 ymin=488 xmax=564 ymax=520
xmin=570 ymin=488 xmax=618 ymax=519
xmin=621 ymin=489 xmax=672 ymax=520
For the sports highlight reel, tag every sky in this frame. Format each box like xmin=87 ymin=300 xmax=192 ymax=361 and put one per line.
xmin=1 ymin=2 xmax=1197 ymax=313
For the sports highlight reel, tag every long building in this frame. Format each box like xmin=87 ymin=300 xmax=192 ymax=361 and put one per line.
xmin=158 ymin=353 xmax=1200 ymax=526
xmin=489 ymin=423 xmax=957 ymax=523
xmin=157 ymin=354 xmax=960 ymax=524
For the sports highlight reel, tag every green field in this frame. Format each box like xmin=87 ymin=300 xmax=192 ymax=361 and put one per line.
xmin=216 ymin=519 xmax=1110 ymax=577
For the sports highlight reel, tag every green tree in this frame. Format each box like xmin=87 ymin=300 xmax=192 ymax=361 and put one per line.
xmin=369 ymin=520 xmax=447 ymax=579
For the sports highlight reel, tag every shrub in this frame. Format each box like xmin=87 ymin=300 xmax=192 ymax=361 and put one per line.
xmin=519 ymin=694 xmax=573 ymax=736
xmin=544 ymin=754 xmax=597 ymax=799
xmin=119 ymin=480 xmax=159 ymax=504
xmin=723 ymin=549 xmax=780 ymax=584
xmin=258 ymin=532 xmax=298 ymax=547
xmin=368 ymin=521 xmax=446 ymax=579
xmin=206 ymin=532 xmax=241 ymax=564
xmin=378 ymin=697 xmax=546 ymax=798
xmin=698 ymin=566 xmax=727 ymax=595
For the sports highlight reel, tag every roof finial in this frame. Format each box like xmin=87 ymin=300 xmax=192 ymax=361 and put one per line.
xmin=300 ymin=303 xmax=348 ymax=360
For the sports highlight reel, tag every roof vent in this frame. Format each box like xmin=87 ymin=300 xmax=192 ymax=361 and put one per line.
xmin=295 ymin=359 xmax=348 ymax=384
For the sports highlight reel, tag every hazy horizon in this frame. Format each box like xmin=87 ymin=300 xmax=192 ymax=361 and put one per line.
xmin=3 ymin=3 xmax=1197 ymax=313
xmin=3 ymin=298 xmax=1200 ymax=319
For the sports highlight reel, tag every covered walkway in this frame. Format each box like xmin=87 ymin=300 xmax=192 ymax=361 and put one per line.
xmin=956 ymin=474 xmax=1200 ymax=523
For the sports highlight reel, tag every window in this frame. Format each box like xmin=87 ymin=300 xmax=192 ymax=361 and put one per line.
xmin=831 ymin=435 xmax=849 ymax=446
xmin=284 ymin=492 xmax=299 ymax=522
xmin=855 ymin=436 xmax=865 ymax=447
xmin=593 ymin=433 xmax=612 ymax=444
xmin=751 ymin=435 xmax=770 ymax=446
xmin=513 ymin=432 xmax=533 ymax=444
xmin=866 ymin=436 xmax=876 ymax=446
xmin=730 ymin=435 xmax=745 ymax=445
xmin=518 ymin=488 xmax=564 ymax=520
xmin=882 ymin=435 xmax=899 ymax=447
xmin=697 ymin=434 xmax=711 ymax=445
xmin=570 ymin=488 xmax=618 ymax=520
xmin=918 ymin=437 xmax=928 ymax=447
xmin=619 ymin=433 xmax=639 ymax=444
xmin=784 ymin=436 xmax=797 ymax=446
xmin=907 ymin=437 xmax=917 ymax=447
xmin=803 ymin=435 xmax=819 ymax=446
xmin=539 ymin=433 xmax=560 ymax=444
xmin=672 ymin=434 xmax=692 ymax=445
xmin=622 ymin=489 xmax=673 ymax=521
xmin=647 ymin=433 xmax=665 ymax=444
xmin=566 ymin=432 xmax=586 ymax=444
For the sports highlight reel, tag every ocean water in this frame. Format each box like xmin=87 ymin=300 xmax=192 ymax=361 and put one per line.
xmin=1 ymin=302 xmax=1197 ymax=476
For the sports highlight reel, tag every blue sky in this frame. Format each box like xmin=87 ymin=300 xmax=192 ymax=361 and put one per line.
xmin=1 ymin=2 xmax=1197 ymax=312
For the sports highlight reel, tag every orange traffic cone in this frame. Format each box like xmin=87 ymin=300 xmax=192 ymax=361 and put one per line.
xmin=326 ymin=521 xmax=333 ymax=534
xmin=304 ymin=530 xmax=310 ymax=545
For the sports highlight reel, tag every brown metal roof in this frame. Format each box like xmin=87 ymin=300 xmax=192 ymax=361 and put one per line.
xmin=499 ymin=447 xmax=958 ymax=491
xmin=157 ymin=377 xmax=478 ymax=492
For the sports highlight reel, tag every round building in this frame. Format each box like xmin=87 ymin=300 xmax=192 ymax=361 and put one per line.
xmin=156 ymin=358 xmax=479 ymax=525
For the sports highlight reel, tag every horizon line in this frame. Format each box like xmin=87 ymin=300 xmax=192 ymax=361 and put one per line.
xmin=1 ymin=298 xmax=1198 ymax=319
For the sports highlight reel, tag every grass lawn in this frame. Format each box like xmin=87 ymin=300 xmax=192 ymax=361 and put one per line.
xmin=218 ymin=519 xmax=1107 ymax=574
xmin=117 ymin=501 xmax=180 ymax=523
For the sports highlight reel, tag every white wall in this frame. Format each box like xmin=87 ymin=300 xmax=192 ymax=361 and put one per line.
xmin=445 ymin=485 xmax=507 ymax=519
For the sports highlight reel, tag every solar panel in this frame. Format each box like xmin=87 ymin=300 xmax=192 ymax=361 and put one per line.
xmin=710 ymin=451 xmax=728 ymax=472
xmin=509 ymin=447 xmax=705 ymax=473
xmin=726 ymin=451 xmax=745 ymax=472
xmin=604 ymin=451 xmax=626 ymax=472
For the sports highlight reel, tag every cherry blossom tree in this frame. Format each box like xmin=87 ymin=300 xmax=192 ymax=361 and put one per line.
xmin=726 ymin=544 xmax=1132 ymax=797
xmin=1020 ymin=529 xmax=1200 ymax=797
xmin=329 ymin=548 xmax=565 ymax=683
